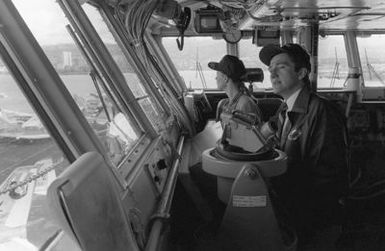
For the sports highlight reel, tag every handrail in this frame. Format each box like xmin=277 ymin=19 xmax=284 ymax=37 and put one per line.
xmin=145 ymin=135 xmax=185 ymax=251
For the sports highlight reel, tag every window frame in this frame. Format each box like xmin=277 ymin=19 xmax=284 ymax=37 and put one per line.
xmin=95 ymin=1 xmax=195 ymax=136
xmin=355 ymin=32 xmax=385 ymax=88
xmin=0 ymin=1 xmax=104 ymax=162
xmin=0 ymin=1 xmax=114 ymax=249
xmin=58 ymin=0 xmax=158 ymax=140
xmin=96 ymin=2 xmax=171 ymax=118
xmin=316 ymin=33 xmax=350 ymax=89
xmin=161 ymin=35 xmax=227 ymax=90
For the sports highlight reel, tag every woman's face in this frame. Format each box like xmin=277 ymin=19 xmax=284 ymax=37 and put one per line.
xmin=216 ymin=71 xmax=228 ymax=90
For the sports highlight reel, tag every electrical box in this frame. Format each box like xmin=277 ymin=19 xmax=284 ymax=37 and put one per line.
xmin=195 ymin=8 xmax=223 ymax=33
xmin=253 ymin=28 xmax=280 ymax=46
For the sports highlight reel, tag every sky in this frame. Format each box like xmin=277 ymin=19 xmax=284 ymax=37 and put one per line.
xmin=11 ymin=0 xmax=113 ymax=45
xmin=12 ymin=0 xmax=72 ymax=45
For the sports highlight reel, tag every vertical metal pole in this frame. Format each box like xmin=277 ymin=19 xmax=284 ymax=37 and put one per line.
xmin=227 ymin=42 xmax=239 ymax=56
xmin=281 ymin=30 xmax=293 ymax=45
xmin=298 ymin=22 xmax=319 ymax=91
xmin=344 ymin=31 xmax=363 ymax=101
xmin=0 ymin=41 xmax=76 ymax=163
xmin=309 ymin=21 xmax=319 ymax=92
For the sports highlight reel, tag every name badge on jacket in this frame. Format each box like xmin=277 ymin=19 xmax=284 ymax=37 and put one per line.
xmin=287 ymin=128 xmax=302 ymax=141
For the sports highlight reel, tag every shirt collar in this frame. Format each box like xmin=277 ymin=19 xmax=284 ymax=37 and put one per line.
xmin=284 ymin=88 xmax=302 ymax=112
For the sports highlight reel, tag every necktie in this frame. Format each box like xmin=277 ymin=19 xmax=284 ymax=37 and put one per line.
xmin=280 ymin=111 xmax=292 ymax=148
xmin=276 ymin=102 xmax=291 ymax=148
xmin=276 ymin=102 xmax=287 ymax=138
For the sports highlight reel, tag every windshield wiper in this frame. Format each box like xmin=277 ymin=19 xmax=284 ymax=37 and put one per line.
xmin=66 ymin=24 xmax=115 ymax=122
xmin=195 ymin=48 xmax=207 ymax=89
xmin=330 ymin=47 xmax=340 ymax=88
xmin=365 ymin=48 xmax=385 ymax=86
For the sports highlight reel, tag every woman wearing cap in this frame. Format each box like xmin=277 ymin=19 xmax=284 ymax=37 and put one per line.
xmin=188 ymin=55 xmax=262 ymax=233
xmin=208 ymin=55 xmax=261 ymax=124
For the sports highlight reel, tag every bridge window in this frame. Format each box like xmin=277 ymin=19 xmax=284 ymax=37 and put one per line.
xmin=357 ymin=34 xmax=385 ymax=87
xmin=318 ymin=35 xmax=349 ymax=88
xmin=82 ymin=4 xmax=166 ymax=132
xmin=162 ymin=37 xmax=226 ymax=89
xmin=12 ymin=0 xmax=150 ymax=166
xmin=0 ymin=55 xmax=76 ymax=250
xmin=239 ymin=38 xmax=270 ymax=90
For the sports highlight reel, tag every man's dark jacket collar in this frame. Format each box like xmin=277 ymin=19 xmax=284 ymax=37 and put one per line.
xmin=291 ymin=86 xmax=312 ymax=114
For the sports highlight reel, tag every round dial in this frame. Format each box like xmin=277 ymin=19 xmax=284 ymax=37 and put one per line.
xmin=223 ymin=30 xmax=242 ymax=44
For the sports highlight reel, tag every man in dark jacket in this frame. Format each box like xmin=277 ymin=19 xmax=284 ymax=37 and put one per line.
xmin=259 ymin=43 xmax=349 ymax=248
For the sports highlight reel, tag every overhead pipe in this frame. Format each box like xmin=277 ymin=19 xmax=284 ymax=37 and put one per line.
xmin=238 ymin=0 xmax=281 ymax=30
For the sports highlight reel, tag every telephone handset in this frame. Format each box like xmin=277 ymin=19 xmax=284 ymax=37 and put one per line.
xmin=175 ymin=7 xmax=191 ymax=51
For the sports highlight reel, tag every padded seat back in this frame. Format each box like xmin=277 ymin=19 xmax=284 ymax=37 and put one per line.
xmin=47 ymin=152 xmax=138 ymax=251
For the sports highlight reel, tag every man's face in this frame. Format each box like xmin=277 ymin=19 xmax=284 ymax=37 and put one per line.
xmin=216 ymin=71 xmax=228 ymax=90
xmin=269 ymin=53 xmax=302 ymax=99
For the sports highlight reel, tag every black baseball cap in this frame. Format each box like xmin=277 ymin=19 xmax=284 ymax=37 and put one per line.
xmin=208 ymin=55 xmax=246 ymax=81
xmin=259 ymin=43 xmax=311 ymax=71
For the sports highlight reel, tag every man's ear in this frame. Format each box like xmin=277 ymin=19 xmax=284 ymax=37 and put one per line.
xmin=297 ymin=67 xmax=308 ymax=80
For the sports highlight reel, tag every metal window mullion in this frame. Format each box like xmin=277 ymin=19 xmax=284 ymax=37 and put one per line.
xmin=310 ymin=22 xmax=319 ymax=91
xmin=98 ymin=3 xmax=170 ymax=116
xmin=344 ymin=31 xmax=362 ymax=69
xmin=227 ymin=42 xmax=239 ymax=56
xmin=65 ymin=22 xmax=135 ymax=129
xmin=136 ymin=34 xmax=195 ymax=136
xmin=58 ymin=0 xmax=148 ymax=136
xmin=66 ymin=23 xmax=153 ymax=186
xmin=98 ymin=3 xmax=194 ymax=136
xmin=58 ymin=0 xmax=141 ymax=131
xmin=144 ymin=34 xmax=197 ymax=135
xmin=281 ymin=30 xmax=293 ymax=44
xmin=66 ymin=25 xmax=115 ymax=116
xmin=145 ymin=33 xmax=186 ymax=95
xmin=0 ymin=40 xmax=76 ymax=163
xmin=344 ymin=31 xmax=363 ymax=99
xmin=143 ymin=34 xmax=182 ymax=99
xmin=58 ymin=0 xmax=157 ymax=138
xmin=0 ymin=1 xmax=106 ymax=159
